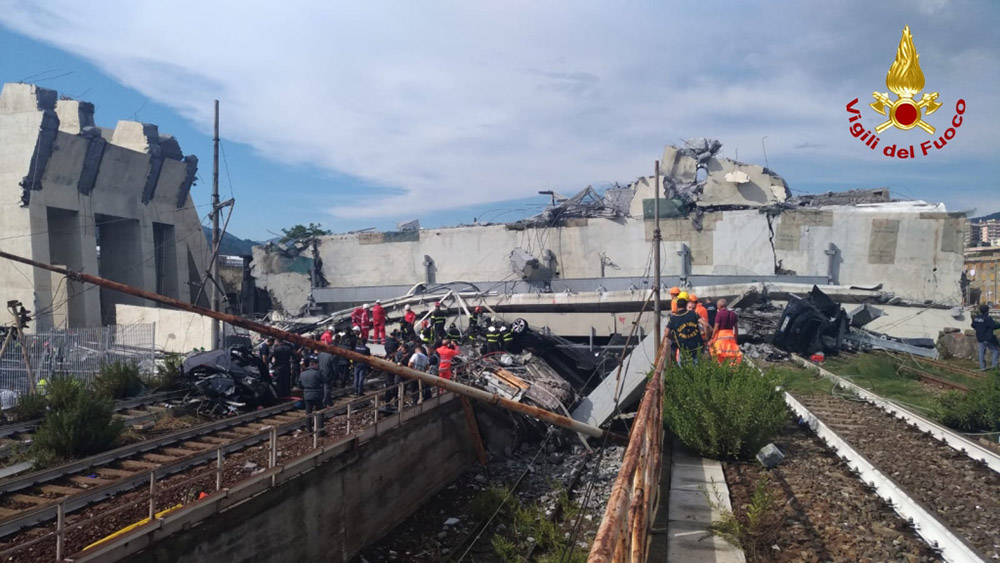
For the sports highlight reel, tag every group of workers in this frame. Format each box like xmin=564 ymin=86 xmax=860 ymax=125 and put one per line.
xmin=258 ymin=300 xmax=488 ymax=412
xmin=663 ymin=286 xmax=742 ymax=365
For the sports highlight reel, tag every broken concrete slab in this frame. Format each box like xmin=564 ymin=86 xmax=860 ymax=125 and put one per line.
xmin=849 ymin=303 xmax=884 ymax=328
xmin=571 ymin=319 xmax=667 ymax=427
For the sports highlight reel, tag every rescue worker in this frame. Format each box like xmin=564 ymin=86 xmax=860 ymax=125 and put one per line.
xmin=468 ymin=306 xmax=484 ymax=339
xmin=360 ymin=304 xmax=372 ymax=342
xmin=689 ymin=294 xmax=711 ymax=327
xmin=350 ymin=306 xmax=365 ymax=334
xmin=269 ymin=340 xmax=295 ymax=398
xmin=403 ymin=304 xmax=417 ymax=336
xmin=501 ymin=324 xmax=514 ymax=351
xmin=713 ymin=298 xmax=738 ymax=340
xmin=420 ymin=320 xmax=435 ymax=346
xmin=258 ymin=336 xmax=275 ymax=367
xmin=336 ymin=331 xmax=354 ymax=387
xmin=320 ymin=326 xmax=334 ymax=345
xmin=485 ymin=319 xmax=500 ymax=353
xmin=704 ymin=298 xmax=717 ymax=327
xmin=317 ymin=349 xmax=337 ymax=406
xmin=710 ymin=325 xmax=743 ymax=364
xmin=352 ymin=337 xmax=371 ymax=396
xmin=430 ymin=302 xmax=448 ymax=339
xmin=371 ymin=300 xmax=387 ymax=345
xmin=299 ymin=356 xmax=325 ymax=425
xmin=436 ymin=339 xmax=460 ymax=381
xmin=408 ymin=345 xmax=432 ymax=400
xmin=36 ymin=377 xmax=49 ymax=396
xmin=384 ymin=328 xmax=401 ymax=360
xmin=972 ymin=304 xmax=999 ymax=370
xmin=710 ymin=300 xmax=741 ymax=365
xmin=669 ymin=287 xmax=681 ymax=314
xmin=666 ymin=298 xmax=708 ymax=365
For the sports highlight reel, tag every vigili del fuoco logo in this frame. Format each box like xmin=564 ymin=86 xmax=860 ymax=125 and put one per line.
xmin=845 ymin=25 xmax=965 ymax=159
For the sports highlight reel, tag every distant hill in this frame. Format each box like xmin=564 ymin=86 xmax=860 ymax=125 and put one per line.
xmin=202 ymin=227 xmax=259 ymax=256
xmin=971 ymin=211 xmax=1000 ymax=222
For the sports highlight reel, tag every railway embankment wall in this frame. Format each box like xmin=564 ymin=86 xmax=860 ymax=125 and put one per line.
xmin=130 ymin=397 xmax=475 ymax=562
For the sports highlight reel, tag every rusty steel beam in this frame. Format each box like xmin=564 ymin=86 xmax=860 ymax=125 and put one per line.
xmin=0 ymin=250 xmax=622 ymax=443
xmin=589 ymin=333 xmax=669 ymax=563
xmin=897 ymin=365 xmax=970 ymax=392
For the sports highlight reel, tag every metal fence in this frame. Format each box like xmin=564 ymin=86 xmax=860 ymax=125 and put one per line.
xmin=0 ymin=324 xmax=156 ymax=397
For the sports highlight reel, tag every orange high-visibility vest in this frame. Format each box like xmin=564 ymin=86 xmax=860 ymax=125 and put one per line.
xmin=711 ymin=329 xmax=742 ymax=364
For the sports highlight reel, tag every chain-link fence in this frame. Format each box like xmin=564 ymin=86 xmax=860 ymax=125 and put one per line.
xmin=0 ymin=324 xmax=156 ymax=397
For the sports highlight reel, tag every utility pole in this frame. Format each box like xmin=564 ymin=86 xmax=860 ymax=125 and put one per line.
xmin=653 ymin=161 xmax=662 ymax=355
xmin=210 ymin=100 xmax=221 ymax=350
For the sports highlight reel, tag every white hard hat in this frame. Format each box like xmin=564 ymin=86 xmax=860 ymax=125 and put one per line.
xmin=375 ymin=299 xmax=381 ymax=304
xmin=363 ymin=303 xmax=370 ymax=309
xmin=404 ymin=304 xmax=412 ymax=310
xmin=352 ymin=325 xmax=361 ymax=333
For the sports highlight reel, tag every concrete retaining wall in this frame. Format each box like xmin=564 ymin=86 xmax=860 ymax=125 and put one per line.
xmin=130 ymin=397 xmax=475 ymax=563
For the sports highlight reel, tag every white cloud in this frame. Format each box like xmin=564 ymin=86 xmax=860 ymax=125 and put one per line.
xmin=1 ymin=0 xmax=997 ymax=220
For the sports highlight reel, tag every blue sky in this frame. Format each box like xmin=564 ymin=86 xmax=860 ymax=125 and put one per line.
xmin=2 ymin=1 xmax=998 ymax=241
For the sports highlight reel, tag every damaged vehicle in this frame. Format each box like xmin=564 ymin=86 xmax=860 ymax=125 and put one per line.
xmin=181 ymin=346 xmax=278 ymax=416
xmin=772 ymin=285 xmax=848 ymax=356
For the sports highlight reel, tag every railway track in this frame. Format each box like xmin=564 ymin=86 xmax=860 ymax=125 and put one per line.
xmin=0 ymin=381 xmax=429 ymax=561
xmin=0 ymin=398 xmax=305 ymax=538
xmin=896 ymin=364 xmax=970 ymax=392
xmin=786 ymin=356 xmax=1000 ymax=560
xmin=0 ymin=390 xmax=188 ymax=443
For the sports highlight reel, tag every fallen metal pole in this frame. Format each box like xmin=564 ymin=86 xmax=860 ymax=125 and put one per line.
xmin=0 ymin=250 xmax=622 ymax=443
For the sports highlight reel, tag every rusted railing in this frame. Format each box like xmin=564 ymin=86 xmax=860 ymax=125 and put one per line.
xmin=588 ymin=334 xmax=668 ymax=562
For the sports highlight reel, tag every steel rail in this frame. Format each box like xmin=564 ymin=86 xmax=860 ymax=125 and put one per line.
xmin=0 ymin=390 xmax=188 ymax=439
xmin=0 ymin=401 xmax=296 ymax=495
xmin=785 ymin=392 xmax=987 ymax=562
xmin=0 ymin=250 xmax=622 ymax=443
xmin=0 ymin=387 xmax=416 ymax=544
xmin=0 ymin=401 xmax=301 ymax=538
xmin=792 ymin=354 xmax=1000 ymax=474
xmin=896 ymin=364 xmax=970 ymax=392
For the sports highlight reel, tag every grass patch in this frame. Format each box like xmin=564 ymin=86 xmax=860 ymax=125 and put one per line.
xmin=823 ymin=353 xmax=939 ymax=414
xmin=663 ymin=359 xmax=787 ymax=461
xmin=708 ymin=474 xmax=783 ymax=561
xmin=470 ymin=482 xmax=588 ymax=562
xmin=769 ymin=364 xmax=834 ymax=396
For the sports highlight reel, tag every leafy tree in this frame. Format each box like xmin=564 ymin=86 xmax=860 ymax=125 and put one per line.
xmin=280 ymin=223 xmax=331 ymax=243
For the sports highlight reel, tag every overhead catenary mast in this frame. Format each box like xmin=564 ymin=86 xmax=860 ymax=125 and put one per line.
xmin=653 ymin=160 xmax=662 ymax=354
xmin=210 ymin=100 xmax=221 ymax=349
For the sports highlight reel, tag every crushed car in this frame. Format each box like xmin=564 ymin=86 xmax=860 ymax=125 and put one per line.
xmin=181 ymin=346 xmax=278 ymax=416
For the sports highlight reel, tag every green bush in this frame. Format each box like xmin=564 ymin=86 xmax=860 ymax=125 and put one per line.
xmin=30 ymin=378 xmax=123 ymax=462
xmin=45 ymin=376 xmax=86 ymax=410
xmin=144 ymin=354 xmax=184 ymax=391
xmin=938 ymin=377 xmax=1000 ymax=432
xmin=13 ymin=392 xmax=48 ymax=420
xmin=662 ymin=359 xmax=787 ymax=460
xmin=93 ymin=361 xmax=145 ymax=399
